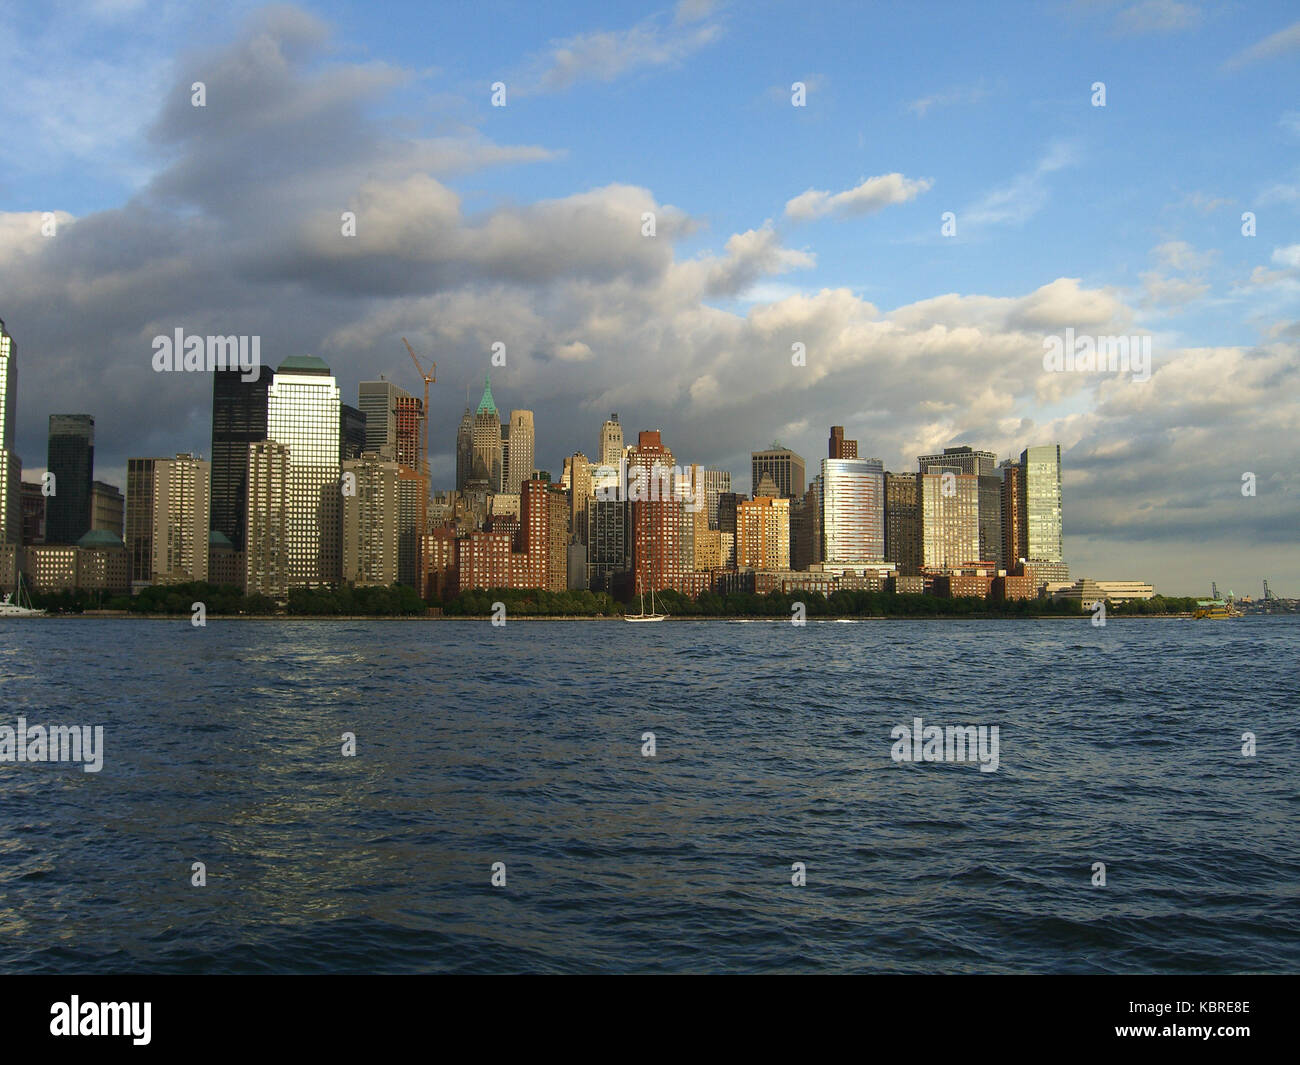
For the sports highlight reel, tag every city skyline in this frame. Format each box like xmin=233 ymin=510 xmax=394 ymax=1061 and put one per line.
xmin=1 ymin=2 xmax=1297 ymax=596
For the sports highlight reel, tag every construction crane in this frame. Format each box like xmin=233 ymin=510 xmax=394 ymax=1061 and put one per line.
xmin=402 ymin=337 xmax=435 ymax=479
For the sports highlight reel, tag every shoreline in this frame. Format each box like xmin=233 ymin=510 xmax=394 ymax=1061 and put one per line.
xmin=10 ymin=612 xmax=1210 ymax=621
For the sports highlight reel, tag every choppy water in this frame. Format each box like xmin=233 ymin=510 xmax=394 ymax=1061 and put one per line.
xmin=0 ymin=616 xmax=1296 ymax=973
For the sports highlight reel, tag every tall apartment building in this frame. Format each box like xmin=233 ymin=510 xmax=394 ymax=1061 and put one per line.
xmin=1000 ymin=460 xmax=1025 ymax=568
xmin=152 ymin=454 xmax=211 ymax=583
xmin=211 ymin=365 xmax=274 ymax=553
xmin=125 ymin=459 xmax=156 ymax=585
xmin=820 ymin=457 xmax=885 ymax=564
xmin=455 ymin=405 xmax=474 ymax=490
xmin=736 ymin=495 xmax=790 ymax=571
xmin=829 ymin=425 xmax=858 ymax=459
xmin=751 ymin=445 xmax=805 ymax=500
xmin=46 ymin=414 xmax=94 ymax=544
xmin=546 ymin=484 xmax=569 ymax=592
xmin=341 ymin=454 xmax=401 ymax=587
xmin=717 ymin=490 xmax=742 ymax=567
xmin=599 ymin=413 xmax=624 ymax=466
xmin=394 ymin=394 xmax=423 ymax=473
xmin=884 ymin=472 xmax=922 ymax=576
xmin=918 ymin=445 xmax=1002 ymax=566
xmin=920 ymin=466 xmax=980 ymax=570
xmin=504 ymin=410 xmax=535 ymax=495
xmin=267 ymin=355 xmax=342 ymax=588
xmin=244 ymin=441 xmax=291 ymax=599
xmin=789 ymin=487 xmax=817 ymax=571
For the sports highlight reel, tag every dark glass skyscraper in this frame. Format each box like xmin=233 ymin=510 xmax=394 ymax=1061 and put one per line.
xmin=211 ymin=365 xmax=274 ymax=552
xmin=46 ymin=414 xmax=94 ymax=544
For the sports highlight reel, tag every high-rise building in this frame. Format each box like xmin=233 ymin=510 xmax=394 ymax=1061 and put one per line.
xmin=790 ymin=487 xmax=817 ymax=571
xmin=394 ymin=394 xmax=424 ymax=473
xmin=820 ymin=458 xmax=885 ymax=564
xmin=546 ymin=484 xmax=569 ymax=592
xmin=918 ymin=446 xmax=1002 ymax=566
xmin=151 ymin=453 xmax=211 ymax=584
xmin=470 ymin=375 xmax=503 ymax=491
xmin=568 ymin=452 xmax=592 ymax=546
xmin=91 ymin=480 xmax=124 ymax=540
xmin=340 ymin=404 xmax=366 ymax=462
xmin=245 ymin=441 xmax=291 ymax=599
xmin=736 ymin=495 xmax=790 ymax=571
xmin=0 ymin=321 xmax=21 ymax=555
xmin=1000 ymin=460 xmax=1025 ymax=568
xmin=751 ymin=445 xmax=805 ymax=500
xmin=884 ymin=473 xmax=922 ymax=576
xmin=358 ymin=380 xmax=411 ymax=460
xmin=829 ymin=426 xmax=858 ymax=459
xmin=267 ymin=355 xmax=342 ymax=588
xmin=1021 ymin=444 xmax=1067 ymax=583
xmin=599 ymin=414 xmax=623 ymax=466
xmin=211 ymin=365 xmax=273 ymax=553
xmin=46 ymin=415 xmax=94 ymax=544
xmin=126 ymin=458 xmax=157 ymax=585
xmin=341 ymin=454 xmax=401 ymax=587
xmin=920 ymin=466 xmax=980 ymax=570
xmin=586 ymin=498 xmax=627 ymax=592
xmin=702 ymin=468 xmax=731 ymax=529
xmin=455 ymin=406 xmax=474 ymax=491
xmin=505 ymin=410 xmax=535 ymax=495
xmin=717 ymin=490 xmax=742 ymax=567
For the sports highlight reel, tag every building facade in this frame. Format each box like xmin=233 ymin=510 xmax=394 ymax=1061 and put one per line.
xmin=46 ymin=414 xmax=94 ymax=544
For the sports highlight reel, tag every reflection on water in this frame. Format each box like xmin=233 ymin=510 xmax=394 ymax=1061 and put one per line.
xmin=0 ymin=617 xmax=1296 ymax=973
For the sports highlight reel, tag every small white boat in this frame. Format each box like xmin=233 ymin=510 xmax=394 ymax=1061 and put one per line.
xmin=0 ymin=574 xmax=46 ymax=617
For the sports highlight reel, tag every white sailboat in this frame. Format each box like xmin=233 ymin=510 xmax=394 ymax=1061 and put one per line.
xmin=0 ymin=573 xmax=46 ymax=617
xmin=625 ymin=574 xmax=667 ymax=622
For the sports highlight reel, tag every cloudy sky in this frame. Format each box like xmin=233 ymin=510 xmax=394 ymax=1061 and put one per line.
xmin=2 ymin=0 xmax=1297 ymax=595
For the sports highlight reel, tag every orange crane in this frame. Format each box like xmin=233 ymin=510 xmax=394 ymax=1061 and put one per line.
xmin=402 ymin=337 xmax=435 ymax=478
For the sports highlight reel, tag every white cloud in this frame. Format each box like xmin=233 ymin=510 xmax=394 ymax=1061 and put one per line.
xmin=1222 ymin=19 xmax=1300 ymax=71
xmin=784 ymin=173 xmax=932 ymax=221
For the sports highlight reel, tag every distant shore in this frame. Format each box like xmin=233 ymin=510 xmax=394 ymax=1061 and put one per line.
xmin=17 ymin=611 xmax=1209 ymax=621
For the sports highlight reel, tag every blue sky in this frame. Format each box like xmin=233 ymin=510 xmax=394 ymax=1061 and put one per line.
xmin=1 ymin=0 xmax=1297 ymax=594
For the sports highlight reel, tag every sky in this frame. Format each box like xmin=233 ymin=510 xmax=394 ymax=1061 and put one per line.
xmin=1 ymin=0 xmax=1296 ymax=596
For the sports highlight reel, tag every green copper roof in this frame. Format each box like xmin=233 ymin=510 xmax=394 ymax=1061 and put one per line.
xmin=77 ymin=529 xmax=124 ymax=549
xmin=278 ymin=355 xmax=331 ymax=374
xmin=476 ymin=373 xmax=497 ymax=416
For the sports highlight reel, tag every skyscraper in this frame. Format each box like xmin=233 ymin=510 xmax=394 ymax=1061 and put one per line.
xmin=736 ymin=495 xmax=790 ymax=571
xmin=752 ymin=445 xmax=806 ymax=500
xmin=0 ymin=320 xmax=20 ymax=557
xmin=1021 ymin=444 xmax=1067 ymax=583
xmin=702 ymin=468 xmax=731 ymax=529
xmin=820 ymin=457 xmax=885 ymax=564
xmin=599 ymin=414 xmax=623 ymax=466
xmin=152 ymin=454 xmax=211 ymax=584
xmin=267 ymin=355 xmax=341 ymax=588
xmin=211 ymin=365 xmax=273 ymax=552
xmin=340 ymin=404 xmax=366 ymax=462
xmin=245 ymin=441 xmax=290 ymax=598
xmin=505 ymin=410 xmax=535 ymax=495
xmin=358 ymin=380 xmax=412 ymax=460
xmin=885 ymin=472 xmax=921 ymax=576
xmin=91 ymin=480 xmax=124 ymax=540
xmin=455 ymin=406 xmax=474 ymax=491
xmin=918 ymin=445 xmax=1002 ymax=566
xmin=920 ymin=466 xmax=980 ymax=570
xmin=470 ymin=375 xmax=503 ymax=491
xmin=46 ymin=415 xmax=94 ymax=544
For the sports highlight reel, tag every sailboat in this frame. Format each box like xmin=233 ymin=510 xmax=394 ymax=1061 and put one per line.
xmin=0 ymin=573 xmax=46 ymax=617
xmin=625 ymin=574 xmax=667 ymax=622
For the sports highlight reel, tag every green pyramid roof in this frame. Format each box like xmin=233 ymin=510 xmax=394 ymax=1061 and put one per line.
xmin=476 ymin=373 xmax=497 ymax=416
